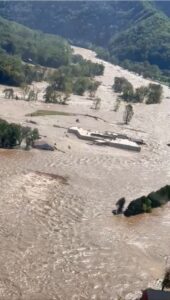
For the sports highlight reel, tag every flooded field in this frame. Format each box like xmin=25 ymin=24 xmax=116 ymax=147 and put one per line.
xmin=0 ymin=47 xmax=169 ymax=299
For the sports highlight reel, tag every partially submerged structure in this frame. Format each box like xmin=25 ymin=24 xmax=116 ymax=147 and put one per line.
xmin=68 ymin=127 xmax=143 ymax=152
xmin=33 ymin=140 xmax=55 ymax=151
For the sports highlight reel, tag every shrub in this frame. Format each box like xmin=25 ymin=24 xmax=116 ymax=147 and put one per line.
xmin=122 ymin=82 xmax=134 ymax=101
xmin=134 ymin=86 xmax=149 ymax=103
xmin=73 ymin=77 xmax=91 ymax=95
xmin=145 ymin=83 xmax=163 ymax=104
xmin=113 ymin=77 xmax=129 ymax=93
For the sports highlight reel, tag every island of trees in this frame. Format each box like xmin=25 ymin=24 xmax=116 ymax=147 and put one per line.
xmin=123 ymin=185 xmax=170 ymax=217
xmin=0 ymin=118 xmax=39 ymax=150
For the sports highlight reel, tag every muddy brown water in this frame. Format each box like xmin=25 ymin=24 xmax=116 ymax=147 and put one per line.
xmin=0 ymin=145 xmax=169 ymax=300
xmin=0 ymin=46 xmax=169 ymax=299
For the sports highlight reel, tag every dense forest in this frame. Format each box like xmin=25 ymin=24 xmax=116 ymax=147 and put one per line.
xmin=0 ymin=16 xmax=72 ymax=85
xmin=0 ymin=1 xmax=169 ymax=84
xmin=0 ymin=16 xmax=72 ymax=68
xmin=0 ymin=16 xmax=104 ymax=87
xmin=0 ymin=1 xmax=154 ymax=46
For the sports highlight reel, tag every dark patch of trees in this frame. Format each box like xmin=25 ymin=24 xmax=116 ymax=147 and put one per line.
xmin=43 ymin=86 xmax=70 ymax=105
xmin=113 ymin=77 xmax=163 ymax=104
xmin=43 ymin=60 xmax=103 ymax=102
xmin=0 ymin=118 xmax=39 ymax=149
xmin=124 ymin=185 xmax=170 ymax=217
xmin=0 ymin=16 xmax=105 ymax=88
xmin=0 ymin=53 xmax=47 ymax=86
xmin=113 ymin=77 xmax=130 ymax=93
xmin=0 ymin=16 xmax=72 ymax=69
xmin=0 ymin=15 xmax=106 ymax=91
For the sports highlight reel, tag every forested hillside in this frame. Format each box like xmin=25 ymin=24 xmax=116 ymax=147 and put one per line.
xmin=0 ymin=15 xmax=73 ymax=85
xmin=0 ymin=1 xmax=169 ymax=84
xmin=0 ymin=1 xmax=155 ymax=46
xmin=0 ymin=16 xmax=104 ymax=87
xmin=0 ymin=16 xmax=72 ymax=68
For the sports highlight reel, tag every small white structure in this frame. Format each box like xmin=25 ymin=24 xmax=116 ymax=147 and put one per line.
xmin=68 ymin=127 xmax=141 ymax=152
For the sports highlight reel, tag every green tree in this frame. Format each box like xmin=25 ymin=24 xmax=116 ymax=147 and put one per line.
xmin=142 ymin=198 xmax=152 ymax=213
xmin=44 ymin=85 xmax=57 ymax=103
xmin=113 ymin=77 xmax=131 ymax=93
xmin=146 ymin=83 xmax=163 ymax=104
xmin=73 ymin=77 xmax=91 ymax=96
xmin=0 ymin=119 xmax=39 ymax=149
xmin=22 ymin=126 xmax=39 ymax=150
xmin=134 ymin=86 xmax=149 ymax=103
xmin=44 ymin=85 xmax=70 ymax=105
xmin=122 ymin=82 xmax=134 ymax=102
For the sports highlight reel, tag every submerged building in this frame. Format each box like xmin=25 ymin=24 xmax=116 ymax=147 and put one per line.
xmin=68 ymin=127 xmax=143 ymax=152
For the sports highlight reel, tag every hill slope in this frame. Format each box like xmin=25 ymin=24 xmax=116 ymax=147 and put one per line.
xmin=0 ymin=16 xmax=72 ymax=68
xmin=0 ymin=15 xmax=73 ymax=85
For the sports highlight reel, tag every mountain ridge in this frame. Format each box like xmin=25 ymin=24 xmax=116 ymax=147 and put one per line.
xmin=0 ymin=1 xmax=169 ymax=83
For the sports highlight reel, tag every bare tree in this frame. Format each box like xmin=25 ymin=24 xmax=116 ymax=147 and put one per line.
xmin=21 ymin=84 xmax=31 ymax=100
xmin=123 ymin=104 xmax=134 ymax=124
xmin=92 ymin=97 xmax=101 ymax=110
xmin=3 ymin=88 xmax=14 ymax=99
xmin=62 ymin=91 xmax=70 ymax=105
xmin=114 ymin=96 xmax=121 ymax=112
xmin=88 ymin=81 xmax=100 ymax=98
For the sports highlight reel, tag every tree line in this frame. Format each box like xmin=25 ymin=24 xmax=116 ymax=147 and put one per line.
xmin=43 ymin=58 xmax=103 ymax=104
xmin=113 ymin=77 xmax=163 ymax=104
xmin=124 ymin=185 xmax=170 ymax=217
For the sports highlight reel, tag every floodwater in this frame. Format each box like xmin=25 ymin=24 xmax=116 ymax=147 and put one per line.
xmin=0 ymin=46 xmax=169 ymax=299
xmin=0 ymin=144 xmax=169 ymax=300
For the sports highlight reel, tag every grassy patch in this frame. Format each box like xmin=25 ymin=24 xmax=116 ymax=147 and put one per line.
xmin=26 ymin=110 xmax=75 ymax=117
